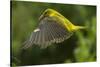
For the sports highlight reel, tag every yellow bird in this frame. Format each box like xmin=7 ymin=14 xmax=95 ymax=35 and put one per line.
xmin=23 ymin=8 xmax=85 ymax=49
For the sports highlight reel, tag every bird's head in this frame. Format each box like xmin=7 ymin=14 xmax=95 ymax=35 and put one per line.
xmin=39 ymin=9 xmax=59 ymax=21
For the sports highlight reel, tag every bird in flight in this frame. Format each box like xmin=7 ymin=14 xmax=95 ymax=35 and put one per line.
xmin=23 ymin=8 xmax=85 ymax=49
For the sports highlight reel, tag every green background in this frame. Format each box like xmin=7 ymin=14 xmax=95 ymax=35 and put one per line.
xmin=11 ymin=1 xmax=96 ymax=66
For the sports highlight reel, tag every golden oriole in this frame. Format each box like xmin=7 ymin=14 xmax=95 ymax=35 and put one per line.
xmin=23 ymin=8 xmax=85 ymax=49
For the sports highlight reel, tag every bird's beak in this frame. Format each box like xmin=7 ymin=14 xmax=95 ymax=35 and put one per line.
xmin=39 ymin=14 xmax=44 ymax=21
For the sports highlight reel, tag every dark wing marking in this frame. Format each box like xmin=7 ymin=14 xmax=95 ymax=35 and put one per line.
xmin=23 ymin=17 xmax=73 ymax=49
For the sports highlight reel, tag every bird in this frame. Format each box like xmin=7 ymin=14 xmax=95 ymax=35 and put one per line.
xmin=22 ymin=8 xmax=85 ymax=49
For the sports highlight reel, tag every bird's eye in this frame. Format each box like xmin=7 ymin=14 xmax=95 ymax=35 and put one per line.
xmin=44 ymin=12 xmax=48 ymax=15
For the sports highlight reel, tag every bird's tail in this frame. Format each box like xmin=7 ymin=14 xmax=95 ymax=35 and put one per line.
xmin=76 ymin=26 xmax=86 ymax=29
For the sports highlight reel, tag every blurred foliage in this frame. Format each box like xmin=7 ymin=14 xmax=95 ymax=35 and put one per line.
xmin=11 ymin=1 xmax=96 ymax=66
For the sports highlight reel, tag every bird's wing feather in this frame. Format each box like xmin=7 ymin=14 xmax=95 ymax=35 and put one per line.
xmin=23 ymin=17 xmax=73 ymax=49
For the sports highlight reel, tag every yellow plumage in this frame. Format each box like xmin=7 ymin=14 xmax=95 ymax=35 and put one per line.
xmin=39 ymin=8 xmax=85 ymax=32
xmin=23 ymin=8 xmax=85 ymax=49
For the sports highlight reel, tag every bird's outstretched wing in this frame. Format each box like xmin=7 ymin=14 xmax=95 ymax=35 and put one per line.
xmin=23 ymin=17 xmax=73 ymax=49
